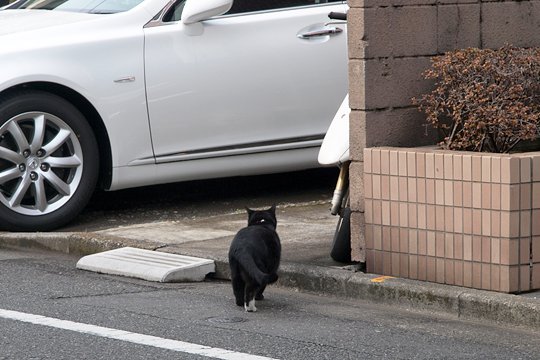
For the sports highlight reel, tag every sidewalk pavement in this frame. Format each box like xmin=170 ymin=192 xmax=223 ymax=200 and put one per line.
xmin=0 ymin=202 xmax=539 ymax=330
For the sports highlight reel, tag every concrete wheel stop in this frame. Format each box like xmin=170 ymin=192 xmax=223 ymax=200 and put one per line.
xmin=76 ymin=247 xmax=215 ymax=282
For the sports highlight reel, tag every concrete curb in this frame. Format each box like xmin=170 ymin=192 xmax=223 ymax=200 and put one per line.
xmin=276 ymin=263 xmax=540 ymax=330
xmin=1 ymin=232 xmax=539 ymax=330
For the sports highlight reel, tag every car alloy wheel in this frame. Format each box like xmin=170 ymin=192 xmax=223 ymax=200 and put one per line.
xmin=0 ymin=91 xmax=98 ymax=231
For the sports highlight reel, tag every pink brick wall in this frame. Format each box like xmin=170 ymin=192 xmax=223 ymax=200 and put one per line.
xmin=363 ymin=147 xmax=540 ymax=293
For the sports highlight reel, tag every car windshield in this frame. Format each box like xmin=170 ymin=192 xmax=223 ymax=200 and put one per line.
xmin=6 ymin=0 xmax=144 ymax=13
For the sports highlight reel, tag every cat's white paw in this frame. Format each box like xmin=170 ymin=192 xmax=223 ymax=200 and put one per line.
xmin=244 ymin=300 xmax=257 ymax=312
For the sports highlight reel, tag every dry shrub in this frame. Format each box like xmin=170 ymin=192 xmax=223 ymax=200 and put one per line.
xmin=413 ymin=46 xmax=540 ymax=153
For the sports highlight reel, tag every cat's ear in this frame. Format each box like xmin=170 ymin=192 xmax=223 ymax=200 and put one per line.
xmin=269 ymin=204 xmax=276 ymax=213
xmin=245 ymin=207 xmax=254 ymax=216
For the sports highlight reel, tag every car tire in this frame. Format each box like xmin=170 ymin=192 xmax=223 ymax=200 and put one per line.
xmin=0 ymin=90 xmax=99 ymax=231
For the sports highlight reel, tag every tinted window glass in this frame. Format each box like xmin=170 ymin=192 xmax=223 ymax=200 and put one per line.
xmin=162 ymin=0 xmax=341 ymax=23
xmin=227 ymin=0 xmax=341 ymax=15
xmin=163 ymin=0 xmax=185 ymax=22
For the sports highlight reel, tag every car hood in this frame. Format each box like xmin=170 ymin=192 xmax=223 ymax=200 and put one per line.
xmin=0 ymin=10 xmax=97 ymax=36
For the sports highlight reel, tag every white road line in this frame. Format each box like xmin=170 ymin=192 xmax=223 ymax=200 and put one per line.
xmin=0 ymin=308 xmax=278 ymax=360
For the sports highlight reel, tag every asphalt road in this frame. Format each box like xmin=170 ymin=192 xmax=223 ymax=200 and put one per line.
xmin=1 ymin=248 xmax=539 ymax=359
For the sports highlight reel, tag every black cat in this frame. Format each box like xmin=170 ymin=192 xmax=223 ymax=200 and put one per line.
xmin=228 ymin=205 xmax=281 ymax=312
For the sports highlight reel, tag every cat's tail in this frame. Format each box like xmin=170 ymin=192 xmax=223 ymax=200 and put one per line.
xmin=265 ymin=273 xmax=278 ymax=284
xmin=237 ymin=254 xmax=277 ymax=286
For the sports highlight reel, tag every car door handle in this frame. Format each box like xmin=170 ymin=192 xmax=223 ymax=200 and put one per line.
xmin=297 ymin=25 xmax=343 ymax=39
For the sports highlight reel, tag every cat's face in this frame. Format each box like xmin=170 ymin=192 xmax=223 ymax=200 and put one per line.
xmin=246 ymin=205 xmax=277 ymax=229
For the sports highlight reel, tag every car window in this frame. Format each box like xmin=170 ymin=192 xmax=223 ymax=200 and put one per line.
xmin=162 ymin=0 xmax=342 ymax=23
xmin=227 ymin=0 xmax=342 ymax=15
xmin=162 ymin=0 xmax=185 ymax=22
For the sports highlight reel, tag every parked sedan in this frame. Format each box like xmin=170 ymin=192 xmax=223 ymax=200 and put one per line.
xmin=0 ymin=0 xmax=348 ymax=231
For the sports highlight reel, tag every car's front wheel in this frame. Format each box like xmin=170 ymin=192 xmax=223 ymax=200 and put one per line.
xmin=0 ymin=91 xmax=99 ymax=231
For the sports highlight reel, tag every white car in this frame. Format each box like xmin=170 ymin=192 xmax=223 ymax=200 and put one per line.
xmin=0 ymin=0 xmax=348 ymax=231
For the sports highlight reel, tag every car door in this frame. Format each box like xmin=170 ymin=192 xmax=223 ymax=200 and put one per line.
xmin=143 ymin=0 xmax=348 ymax=164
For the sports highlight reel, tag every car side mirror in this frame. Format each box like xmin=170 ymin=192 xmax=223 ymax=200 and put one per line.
xmin=181 ymin=0 xmax=233 ymax=25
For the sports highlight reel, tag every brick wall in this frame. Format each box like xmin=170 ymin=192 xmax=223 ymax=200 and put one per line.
xmin=363 ymin=148 xmax=540 ymax=292
xmin=348 ymin=0 xmax=540 ymax=262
